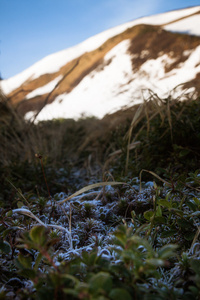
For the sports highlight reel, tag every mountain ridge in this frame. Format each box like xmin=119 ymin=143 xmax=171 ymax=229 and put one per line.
xmin=1 ymin=6 xmax=200 ymax=121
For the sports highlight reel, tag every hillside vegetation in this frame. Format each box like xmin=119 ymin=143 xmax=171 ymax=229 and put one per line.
xmin=0 ymin=88 xmax=200 ymax=299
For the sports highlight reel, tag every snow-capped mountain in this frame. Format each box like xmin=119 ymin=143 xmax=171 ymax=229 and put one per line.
xmin=1 ymin=6 xmax=200 ymax=121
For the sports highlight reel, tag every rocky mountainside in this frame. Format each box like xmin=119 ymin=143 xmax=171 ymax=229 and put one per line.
xmin=1 ymin=6 xmax=200 ymax=121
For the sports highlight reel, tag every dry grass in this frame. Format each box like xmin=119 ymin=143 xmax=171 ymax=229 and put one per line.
xmin=1 ymin=85 xmax=200 ymax=180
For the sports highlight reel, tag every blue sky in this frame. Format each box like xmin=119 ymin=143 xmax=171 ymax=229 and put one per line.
xmin=0 ymin=0 xmax=199 ymax=79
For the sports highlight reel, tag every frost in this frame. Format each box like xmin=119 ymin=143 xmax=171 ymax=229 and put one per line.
xmin=56 ymin=192 xmax=67 ymax=200
xmin=145 ymin=181 xmax=154 ymax=188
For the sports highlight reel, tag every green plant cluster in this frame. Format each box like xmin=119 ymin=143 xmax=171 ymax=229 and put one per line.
xmin=1 ymin=90 xmax=200 ymax=299
xmin=0 ymin=224 xmax=179 ymax=300
xmin=1 ymin=170 xmax=200 ymax=299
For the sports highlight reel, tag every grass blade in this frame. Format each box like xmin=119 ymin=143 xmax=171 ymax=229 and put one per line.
xmin=139 ymin=169 xmax=172 ymax=191
xmin=58 ymin=181 xmax=127 ymax=204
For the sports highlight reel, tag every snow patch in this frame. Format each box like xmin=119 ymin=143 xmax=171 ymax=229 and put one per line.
xmin=29 ymin=40 xmax=133 ymax=121
xmin=26 ymin=75 xmax=63 ymax=99
xmin=164 ymin=14 xmax=200 ymax=36
xmin=25 ymin=44 xmax=200 ymax=122
xmin=140 ymin=54 xmax=176 ymax=79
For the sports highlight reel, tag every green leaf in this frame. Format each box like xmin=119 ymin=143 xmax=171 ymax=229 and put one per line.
xmin=184 ymin=232 xmax=195 ymax=241
xmin=0 ymin=288 xmax=6 ymax=299
xmin=89 ymin=272 xmax=112 ymax=294
xmin=186 ymin=200 xmax=197 ymax=212
xmin=153 ymin=216 xmax=166 ymax=224
xmin=172 ymin=202 xmax=179 ymax=209
xmin=0 ymin=225 xmax=5 ymax=234
xmin=188 ymin=286 xmax=199 ymax=296
xmin=3 ymin=227 xmax=19 ymax=238
xmin=82 ymin=250 xmax=99 ymax=266
xmin=17 ymin=201 xmax=24 ymax=208
xmin=169 ymin=208 xmax=184 ymax=217
xmin=190 ymin=259 xmax=200 ymax=276
xmin=144 ymin=210 xmax=154 ymax=221
xmin=147 ymin=258 xmax=165 ymax=267
xmin=109 ymin=288 xmax=132 ymax=300
xmin=0 ymin=240 xmax=11 ymax=254
xmin=192 ymin=197 xmax=200 ymax=206
xmin=29 ymin=225 xmax=46 ymax=245
xmin=131 ymin=210 xmax=136 ymax=219
xmin=161 ymin=229 xmax=177 ymax=238
xmin=34 ymin=252 xmax=43 ymax=271
xmin=6 ymin=210 xmax=13 ymax=217
xmin=156 ymin=205 xmax=162 ymax=217
xmin=62 ymin=274 xmax=80 ymax=285
xmin=158 ymin=244 xmax=178 ymax=259
xmin=179 ymin=149 xmax=190 ymax=157
xmin=18 ymin=253 xmax=32 ymax=269
xmin=158 ymin=199 xmax=172 ymax=208
xmin=129 ymin=235 xmax=154 ymax=255
xmin=177 ymin=219 xmax=193 ymax=229
xmin=63 ymin=288 xmax=79 ymax=297
xmin=19 ymin=269 xmax=36 ymax=279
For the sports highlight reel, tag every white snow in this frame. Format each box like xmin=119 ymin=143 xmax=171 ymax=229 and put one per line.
xmin=29 ymin=40 xmax=134 ymax=121
xmin=164 ymin=14 xmax=200 ymax=36
xmin=139 ymin=54 xmax=176 ymax=79
xmin=135 ymin=45 xmax=200 ymax=95
xmin=26 ymin=43 xmax=200 ymax=122
xmin=1 ymin=6 xmax=200 ymax=95
xmin=25 ymin=75 xmax=62 ymax=99
xmin=145 ymin=6 xmax=200 ymax=25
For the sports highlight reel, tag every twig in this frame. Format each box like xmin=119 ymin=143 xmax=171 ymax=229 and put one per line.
xmin=31 ymin=58 xmax=79 ymax=123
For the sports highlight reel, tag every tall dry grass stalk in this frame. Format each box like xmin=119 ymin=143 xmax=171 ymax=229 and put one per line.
xmin=123 ymin=87 xmax=195 ymax=174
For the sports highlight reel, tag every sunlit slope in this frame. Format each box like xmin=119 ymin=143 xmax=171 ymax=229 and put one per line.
xmin=1 ymin=6 xmax=200 ymax=121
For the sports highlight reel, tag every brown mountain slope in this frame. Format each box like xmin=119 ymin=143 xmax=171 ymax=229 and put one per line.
xmin=7 ymin=24 xmax=200 ymax=116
